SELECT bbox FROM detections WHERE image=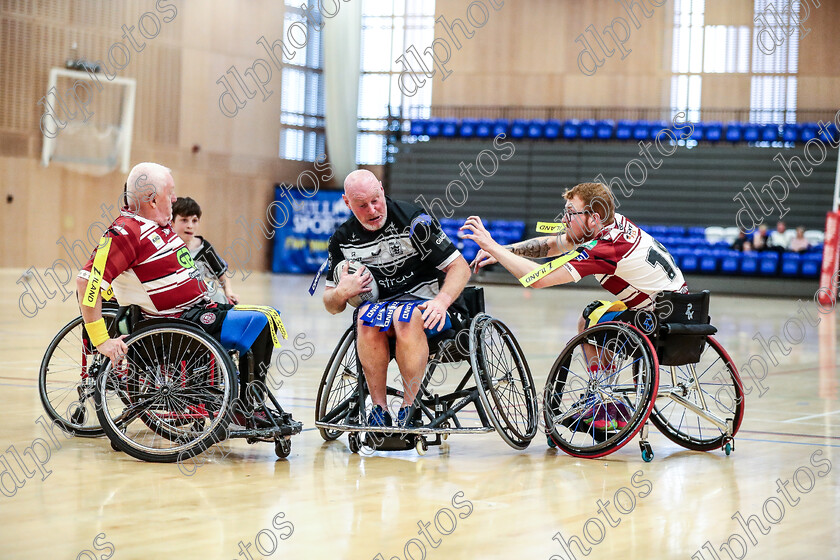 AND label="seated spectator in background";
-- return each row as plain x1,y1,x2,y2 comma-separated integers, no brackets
732,231,749,251
172,196,239,304
789,226,810,253
752,224,769,251
742,240,754,252
768,220,794,253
